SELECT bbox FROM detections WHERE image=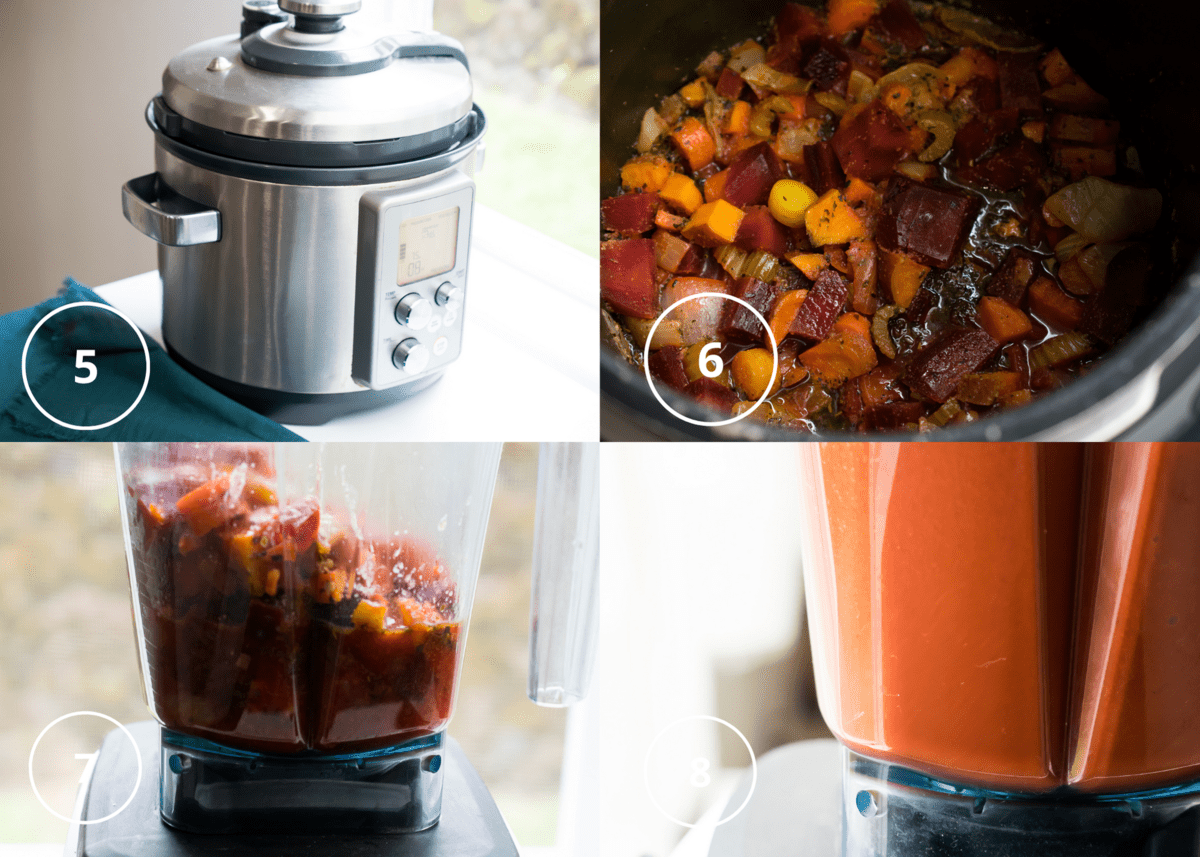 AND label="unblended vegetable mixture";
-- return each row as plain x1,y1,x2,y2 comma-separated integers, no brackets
124,446,460,754
601,0,1165,432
